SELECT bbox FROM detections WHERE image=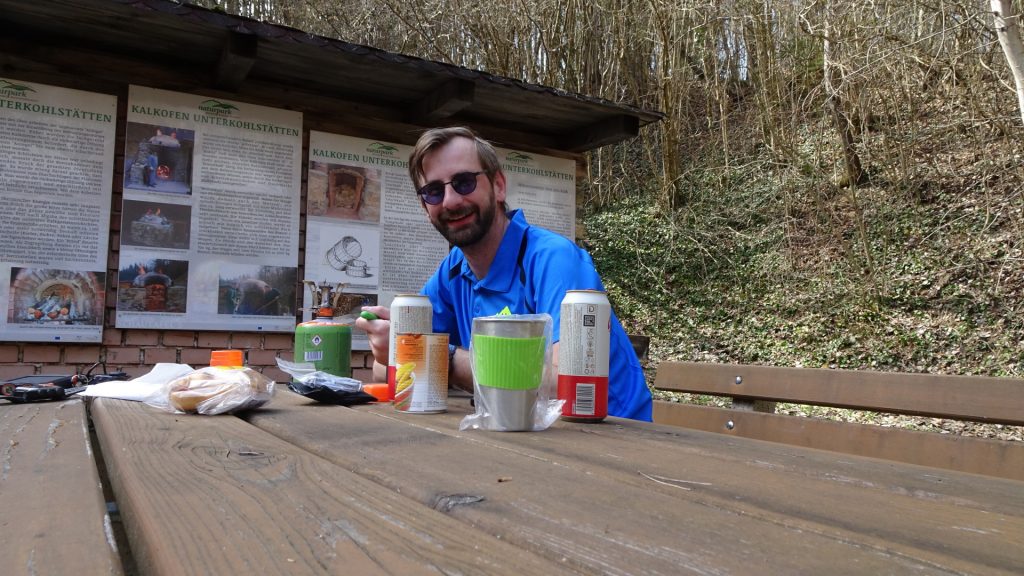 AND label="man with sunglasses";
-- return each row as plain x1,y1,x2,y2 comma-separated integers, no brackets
357,127,652,421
